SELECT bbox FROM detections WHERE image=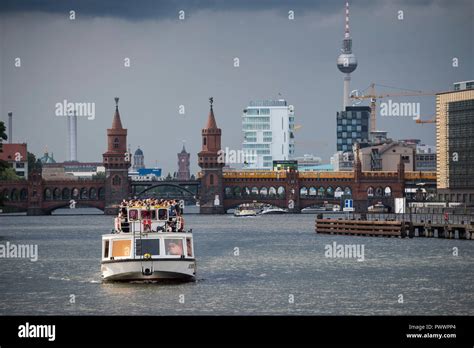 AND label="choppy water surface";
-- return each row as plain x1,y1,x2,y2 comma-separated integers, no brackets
0,210,472,315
